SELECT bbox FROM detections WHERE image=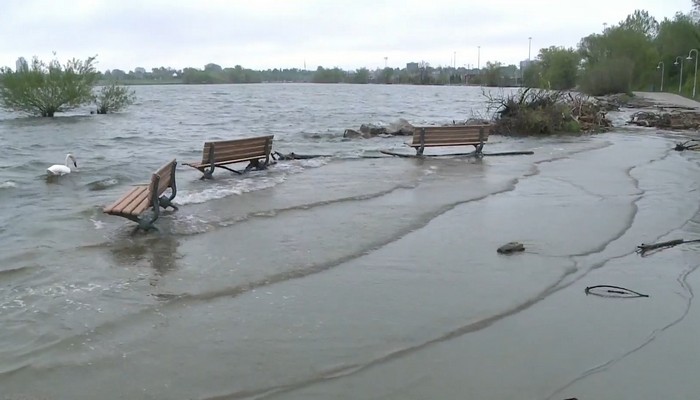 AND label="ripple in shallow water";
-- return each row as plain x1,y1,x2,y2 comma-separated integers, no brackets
86,178,119,191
